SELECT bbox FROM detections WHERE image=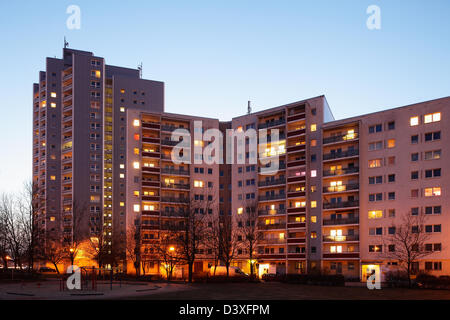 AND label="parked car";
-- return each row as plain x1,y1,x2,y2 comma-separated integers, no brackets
209,266,248,277
39,267,57,273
